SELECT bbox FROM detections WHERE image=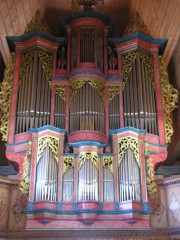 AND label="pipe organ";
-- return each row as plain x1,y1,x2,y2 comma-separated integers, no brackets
0,6,178,231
